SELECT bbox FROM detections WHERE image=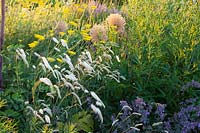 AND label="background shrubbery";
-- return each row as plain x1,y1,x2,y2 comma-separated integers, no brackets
0,0,200,132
